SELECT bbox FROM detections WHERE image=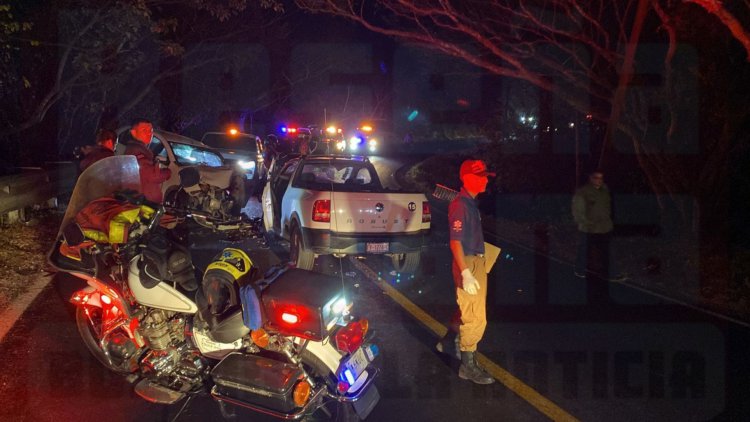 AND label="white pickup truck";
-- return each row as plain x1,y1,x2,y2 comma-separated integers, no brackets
262,155,431,272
